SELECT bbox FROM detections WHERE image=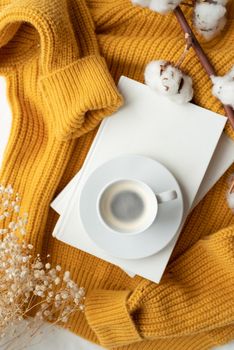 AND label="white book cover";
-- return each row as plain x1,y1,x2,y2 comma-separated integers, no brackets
52,76,227,283
51,133,234,215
